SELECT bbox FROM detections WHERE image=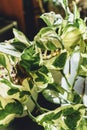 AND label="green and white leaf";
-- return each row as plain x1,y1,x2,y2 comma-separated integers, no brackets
11,39,28,52
34,27,62,50
0,97,23,127
20,45,41,71
42,83,65,104
31,66,54,92
0,53,12,73
0,43,21,57
61,26,81,49
40,12,56,26
52,51,67,70
78,53,87,77
13,28,30,46
40,11,63,26
0,78,30,103
36,104,85,130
